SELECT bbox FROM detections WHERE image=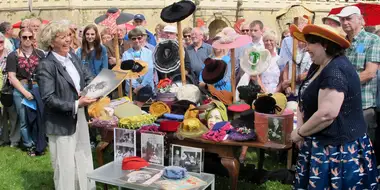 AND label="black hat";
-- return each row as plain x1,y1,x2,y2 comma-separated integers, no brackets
94,8,134,25
171,73,196,85
160,0,196,23
253,95,277,114
228,109,256,141
202,58,227,84
153,40,180,74
171,100,197,115
135,86,153,102
237,83,261,105
121,60,144,72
